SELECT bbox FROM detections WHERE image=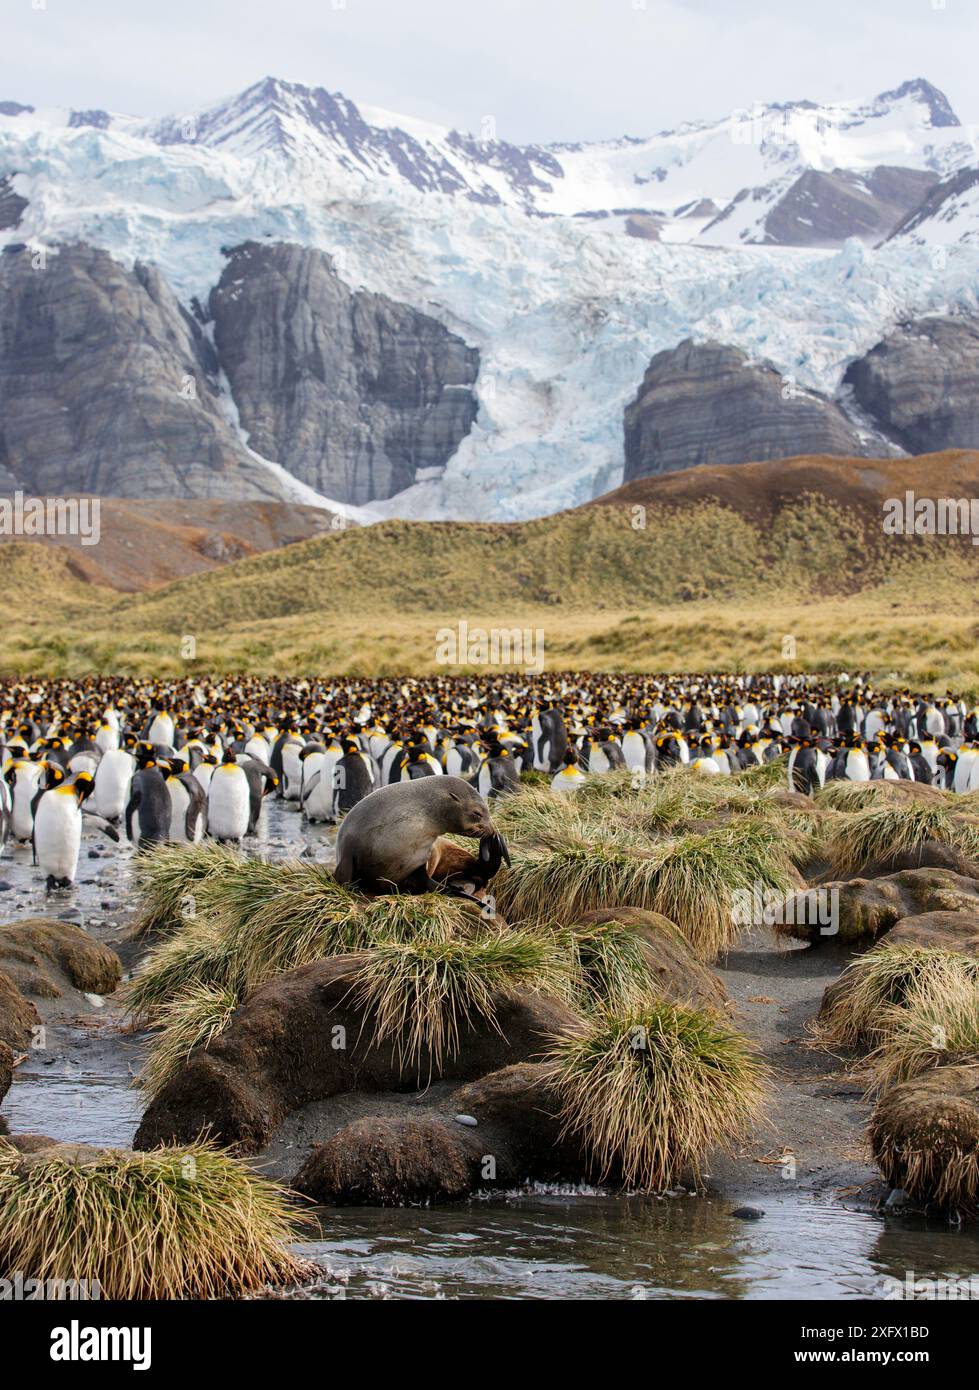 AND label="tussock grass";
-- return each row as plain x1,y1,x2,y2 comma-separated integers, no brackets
817,944,979,1049
815,780,921,812
352,928,570,1077
492,786,586,847
0,1140,311,1299
140,984,241,1098
132,842,248,937
732,756,791,789
125,862,481,1029
566,916,680,1013
125,917,240,1026
496,821,796,960
870,1063,979,1214
542,1003,768,1190
648,823,797,958
825,802,979,877
868,970,979,1091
